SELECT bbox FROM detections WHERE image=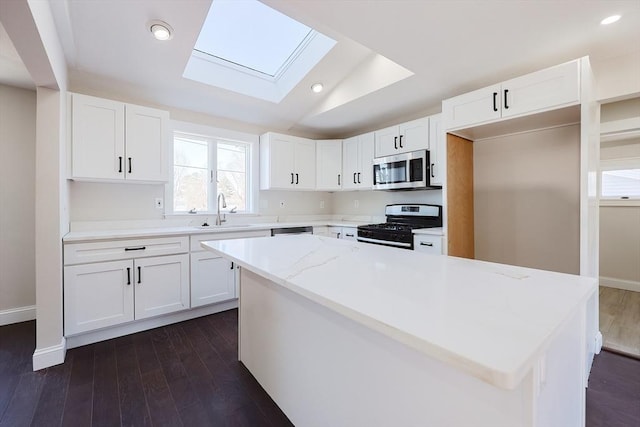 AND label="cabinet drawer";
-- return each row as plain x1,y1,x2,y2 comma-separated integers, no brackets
64,236,189,265
413,235,443,255
190,230,271,252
